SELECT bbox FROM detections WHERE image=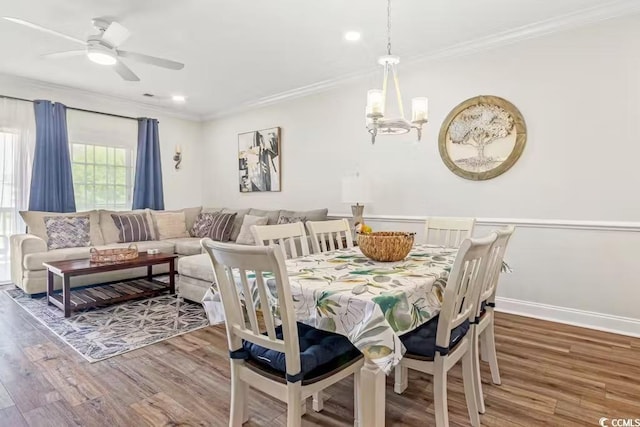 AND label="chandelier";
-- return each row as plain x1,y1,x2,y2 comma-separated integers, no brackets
366,0,428,144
